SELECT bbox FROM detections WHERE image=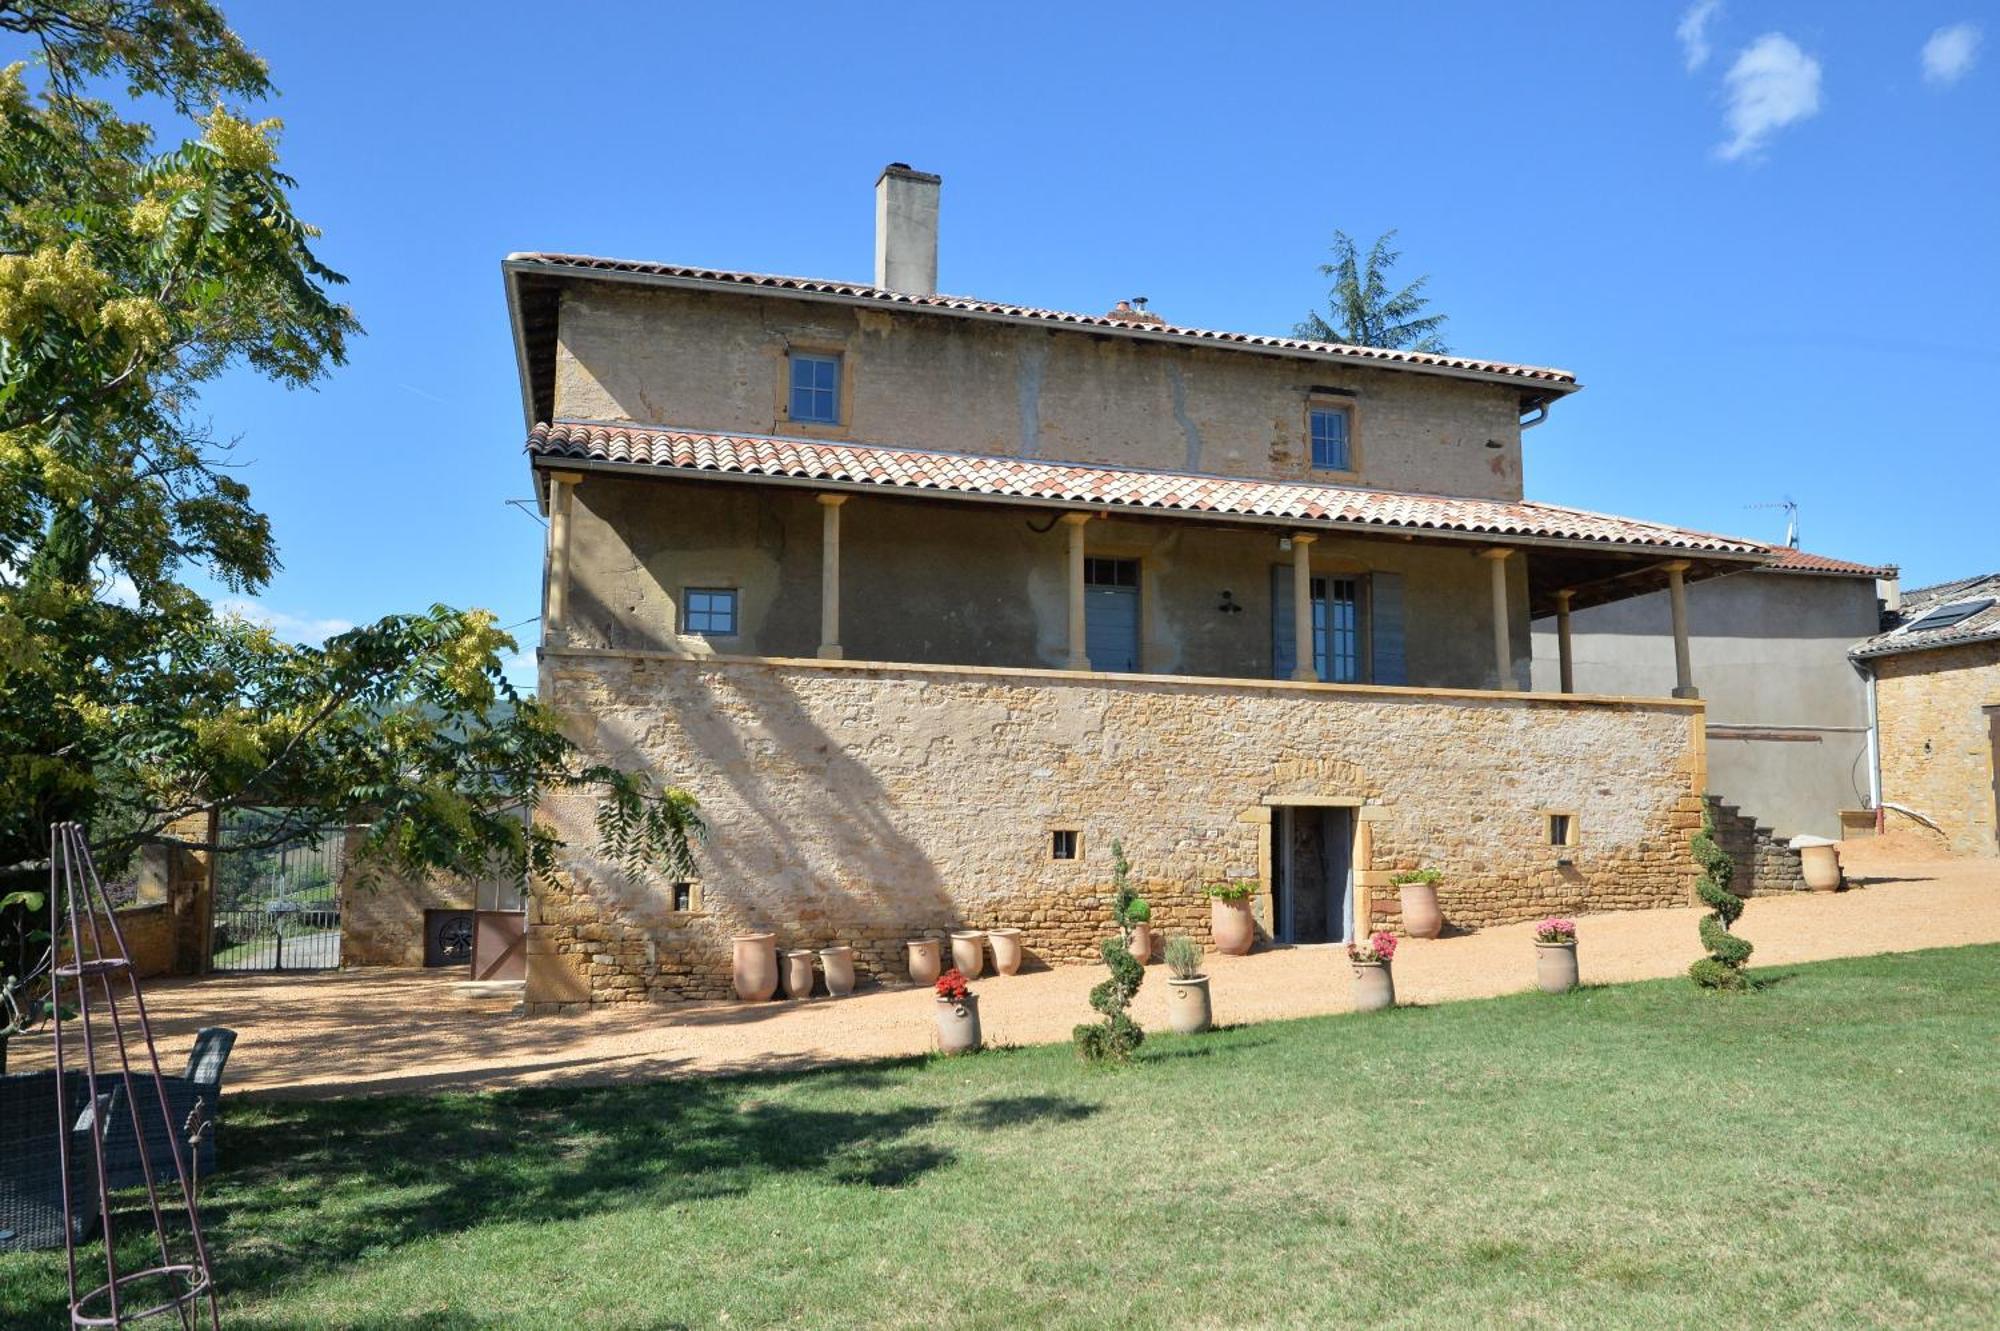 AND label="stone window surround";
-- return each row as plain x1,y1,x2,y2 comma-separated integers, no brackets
1302,391,1362,481
1543,810,1580,847
774,337,856,437
1047,827,1083,862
